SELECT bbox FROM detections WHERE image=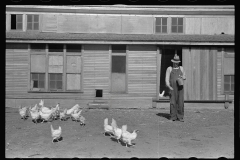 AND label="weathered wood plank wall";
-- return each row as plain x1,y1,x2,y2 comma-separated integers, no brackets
182,47,222,100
